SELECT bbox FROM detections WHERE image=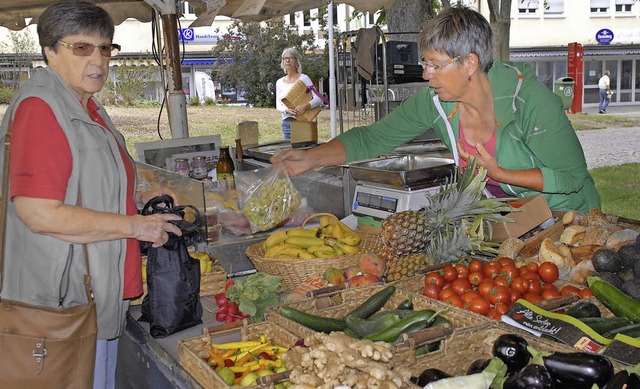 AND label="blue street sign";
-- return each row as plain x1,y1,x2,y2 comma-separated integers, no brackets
179,28,195,41
595,28,614,45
